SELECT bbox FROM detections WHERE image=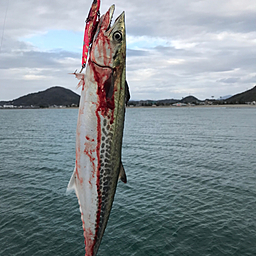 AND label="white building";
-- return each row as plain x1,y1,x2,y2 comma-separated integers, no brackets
3,105,15,108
